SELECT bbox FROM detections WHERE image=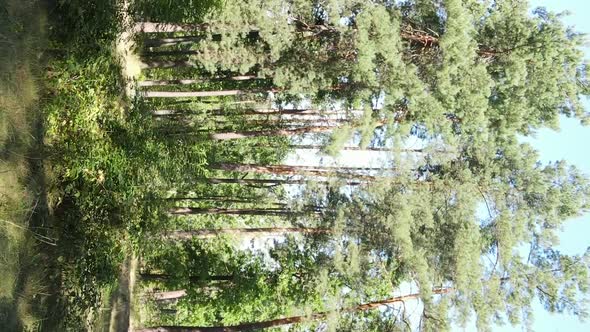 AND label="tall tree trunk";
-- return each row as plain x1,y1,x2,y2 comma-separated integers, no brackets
210,126,336,140
141,273,234,283
141,59,197,69
151,108,327,117
290,145,399,152
164,227,332,240
142,32,257,48
164,125,342,138
168,207,295,216
151,108,336,120
142,49,202,57
143,90,249,98
211,118,387,140
136,288,452,332
160,308,178,315
144,87,283,98
288,146,453,154
153,290,187,301
135,22,210,33
207,178,305,185
164,197,270,204
211,163,388,177
139,75,261,87
143,35,206,48
205,177,365,186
